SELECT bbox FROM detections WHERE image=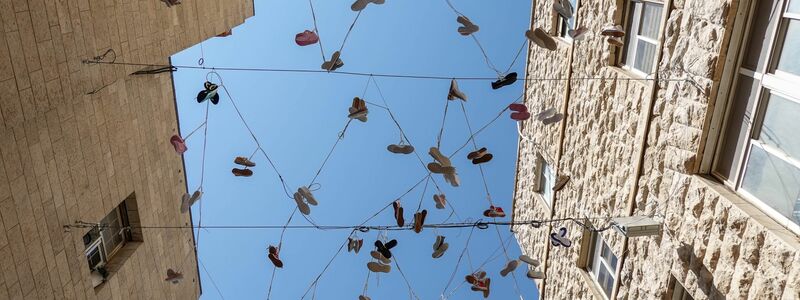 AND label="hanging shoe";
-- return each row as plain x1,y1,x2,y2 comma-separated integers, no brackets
181,190,202,214
550,227,572,247
367,261,391,273
433,193,446,209
526,28,557,51
499,259,519,277
412,210,427,233
456,16,479,36
465,271,486,284
470,278,491,298
482,206,506,218
294,192,311,215
527,269,546,280
196,81,220,105
568,26,589,40
542,113,564,125
443,172,460,187
321,51,344,71
553,175,570,191
427,162,456,175
491,72,517,90
472,153,493,165
170,135,188,154
370,250,391,264
348,238,355,252
351,0,385,11
353,239,363,253
552,0,574,19
295,30,319,46
468,147,493,164
428,147,453,166
268,245,284,268
165,269,184,284
387,144,415,154
518,255,540,267
447,79,468,101
232,168,253,177
298,186,318,206
537,108,563,125
509,103,531,121
234,156,256,167
392,200,405,227
600,24,625,37
607,36,624,47
432,236,449,259
348,97,369,122
375,239,397,259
